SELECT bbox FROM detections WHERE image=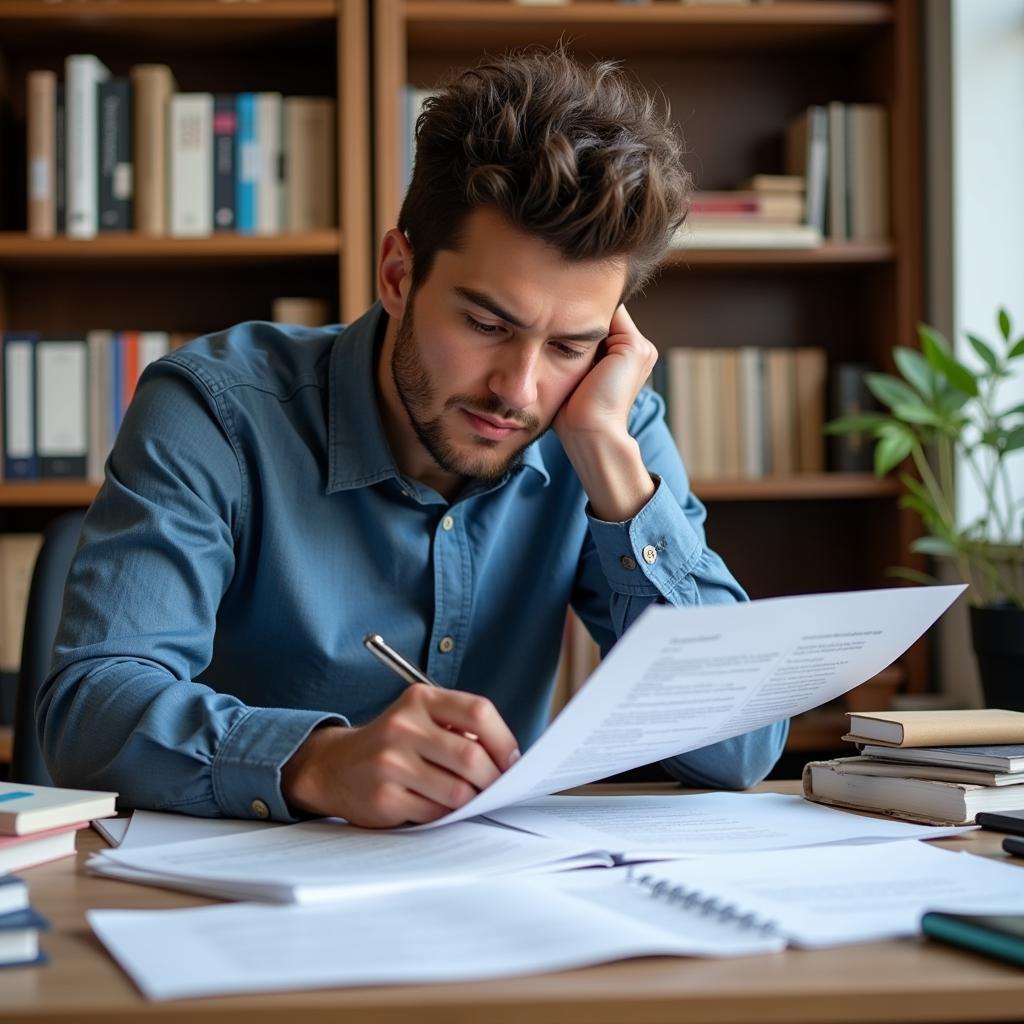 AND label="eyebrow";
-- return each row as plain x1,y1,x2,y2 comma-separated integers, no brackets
455,286,608,343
